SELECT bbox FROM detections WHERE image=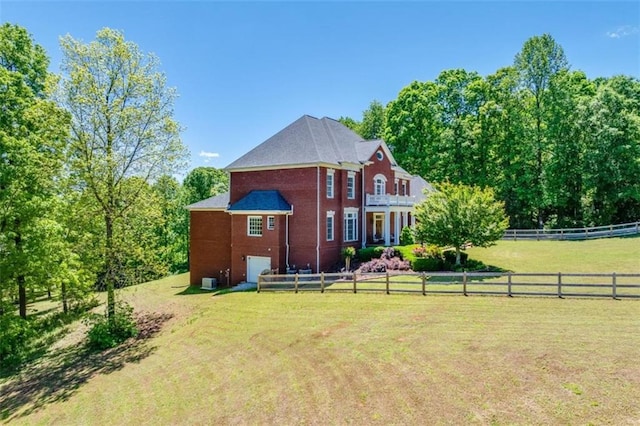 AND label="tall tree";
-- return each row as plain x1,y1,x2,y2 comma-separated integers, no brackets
359,100,386,140
514,33,569,227
183,166,229,204
0,24,69,318
59,28,188,318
